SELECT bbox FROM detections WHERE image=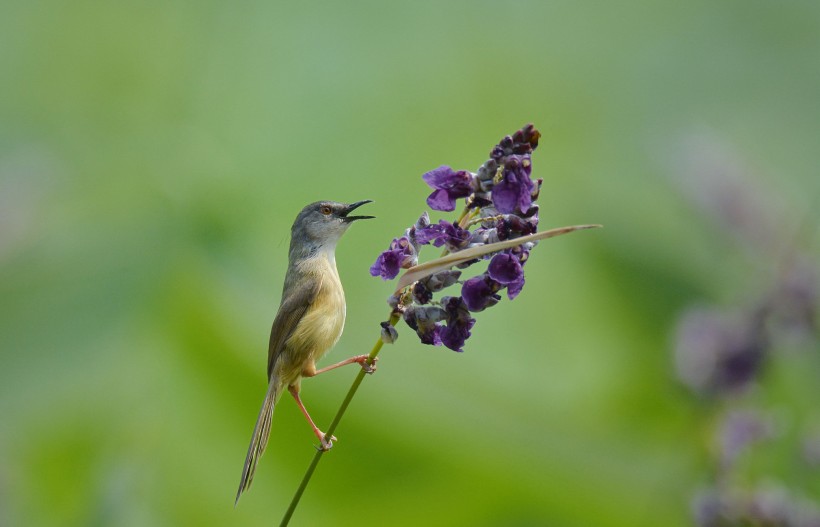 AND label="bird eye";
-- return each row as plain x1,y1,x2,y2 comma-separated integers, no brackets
320,205,332,215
